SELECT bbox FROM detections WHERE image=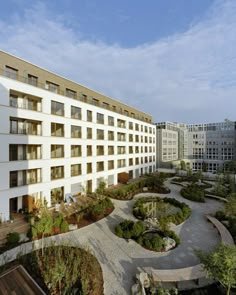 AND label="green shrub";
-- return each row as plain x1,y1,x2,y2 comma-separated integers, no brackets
228,216,236,241
215,210,226,221
132,221,146,238
6,232,20,245
180,184,205,202
163,229,181,245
